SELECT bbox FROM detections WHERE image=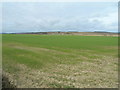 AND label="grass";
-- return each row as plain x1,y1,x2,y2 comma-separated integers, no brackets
2,34,118,88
